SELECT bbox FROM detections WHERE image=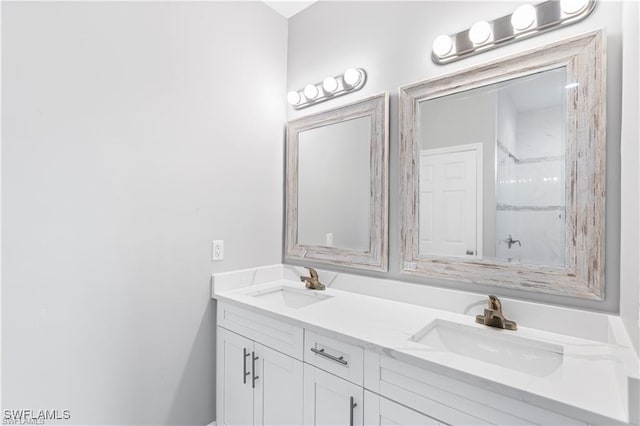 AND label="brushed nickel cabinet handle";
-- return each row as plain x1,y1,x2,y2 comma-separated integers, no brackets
349,396,357,426
252,352,259,389
242,348,250,384
310,347,348,366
